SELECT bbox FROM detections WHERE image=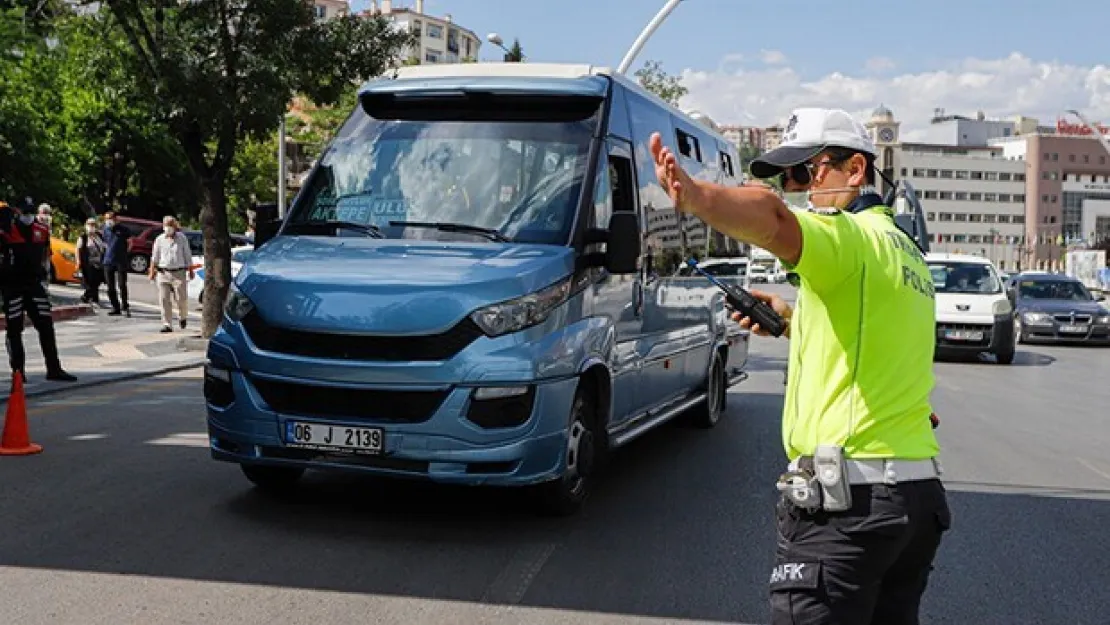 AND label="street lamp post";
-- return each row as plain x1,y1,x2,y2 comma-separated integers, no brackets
616,0,685,75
